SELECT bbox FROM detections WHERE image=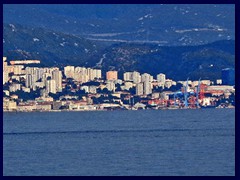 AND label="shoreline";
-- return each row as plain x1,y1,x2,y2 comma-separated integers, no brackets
3,106,235,113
